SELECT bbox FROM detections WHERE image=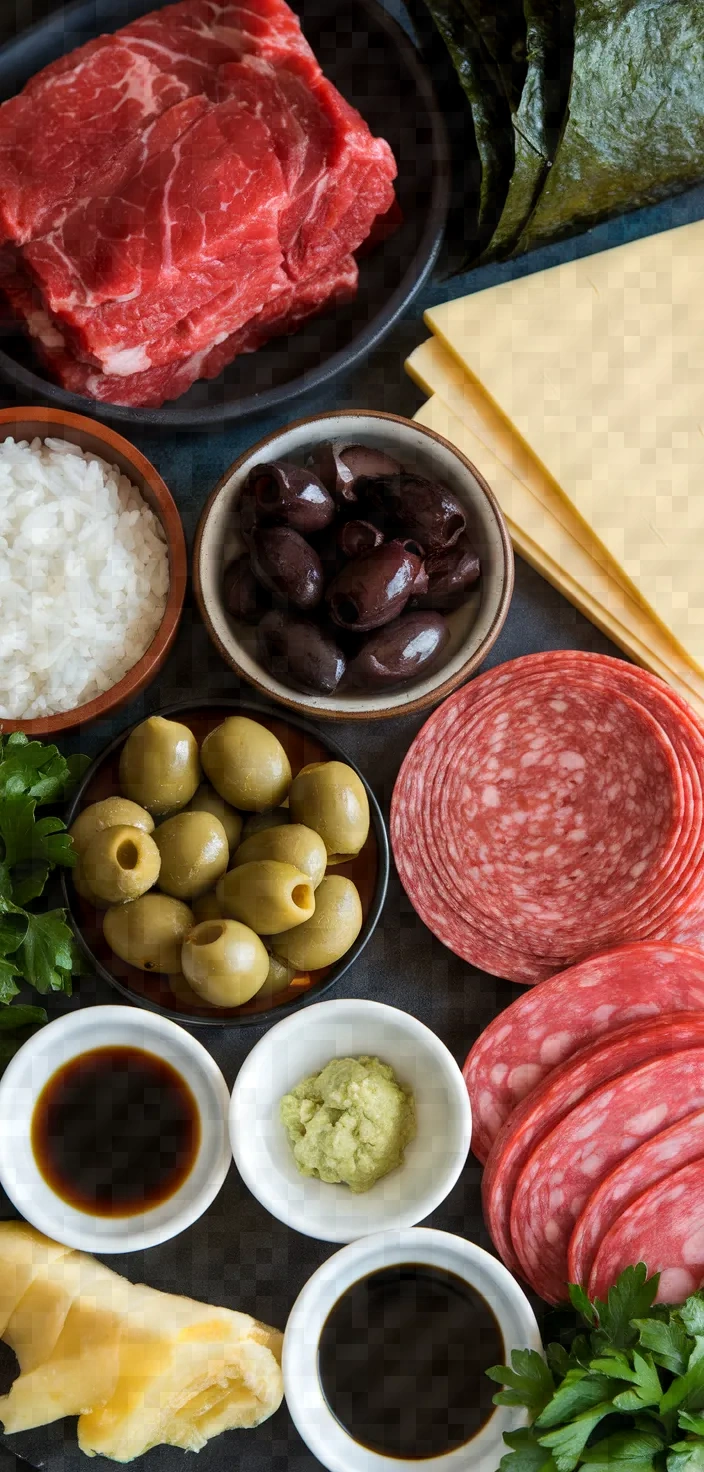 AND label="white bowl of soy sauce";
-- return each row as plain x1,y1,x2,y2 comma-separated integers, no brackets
0,1005,231,1252
283,1227,541,1472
